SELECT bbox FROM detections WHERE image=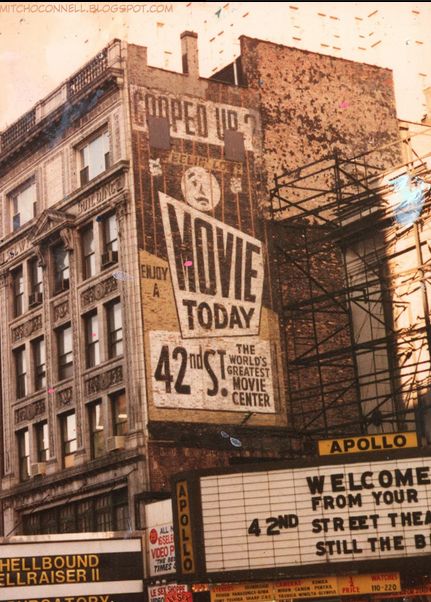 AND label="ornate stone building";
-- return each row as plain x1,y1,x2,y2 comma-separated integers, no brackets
0,41,144,536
